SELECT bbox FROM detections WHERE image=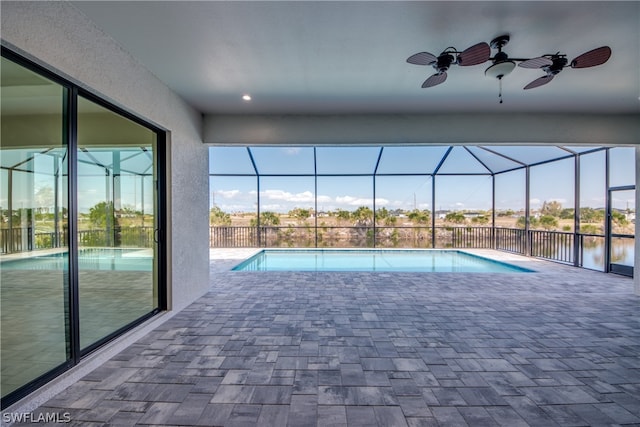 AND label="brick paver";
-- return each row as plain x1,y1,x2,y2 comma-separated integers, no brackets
11,250,640,426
